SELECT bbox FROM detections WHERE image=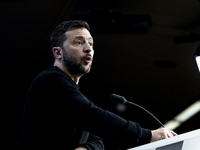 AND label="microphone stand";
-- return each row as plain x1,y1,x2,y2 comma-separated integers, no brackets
111,93,165,128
